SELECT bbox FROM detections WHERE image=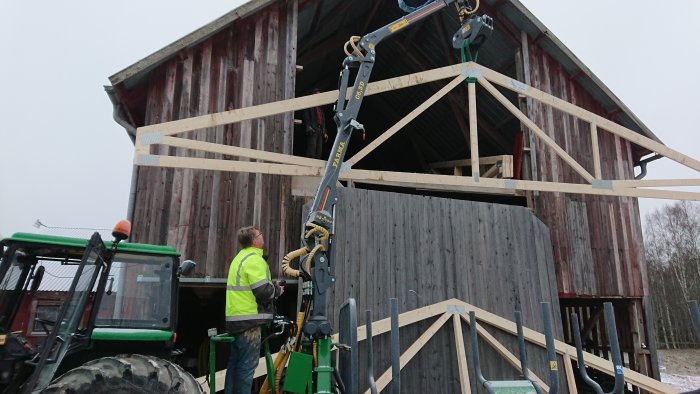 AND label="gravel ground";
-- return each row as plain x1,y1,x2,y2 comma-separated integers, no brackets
659,349,700,392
